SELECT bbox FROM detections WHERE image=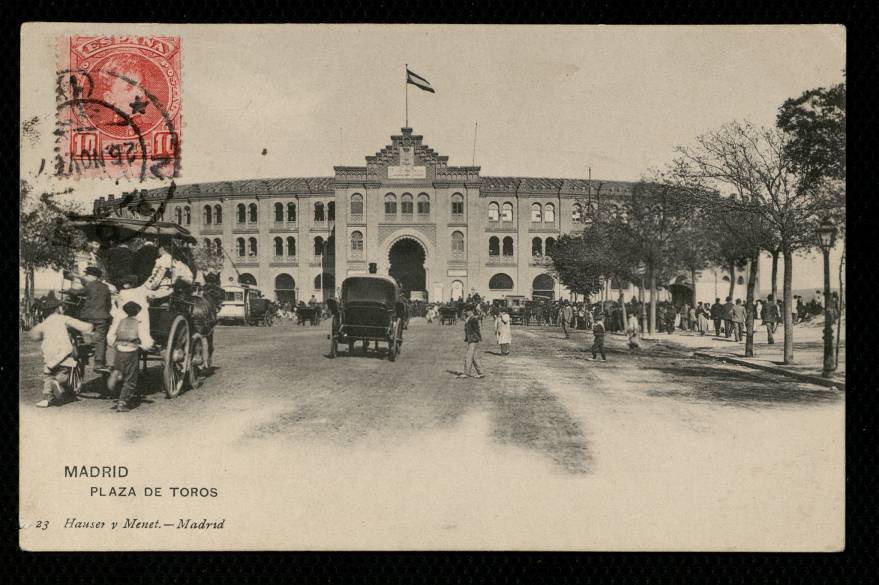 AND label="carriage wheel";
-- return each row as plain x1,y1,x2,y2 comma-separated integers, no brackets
188,333,206,389
264,312,273,327
328,317,339,358
388,319,400,362
69,360,85,396
163,316,190,398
